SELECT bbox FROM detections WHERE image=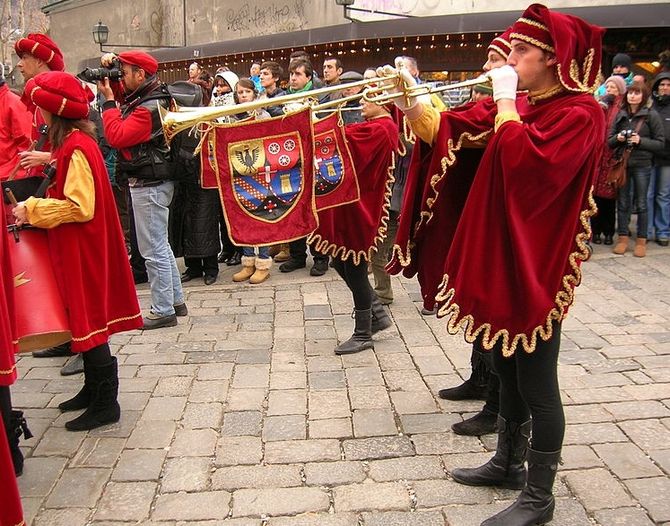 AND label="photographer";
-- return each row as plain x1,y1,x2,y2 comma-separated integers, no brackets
608,81,665,257
97,51,186,329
